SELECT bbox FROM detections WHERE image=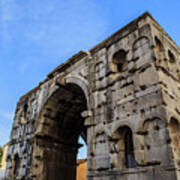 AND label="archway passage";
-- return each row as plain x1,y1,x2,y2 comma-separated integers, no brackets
77,137,87,180
38,83,88,180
